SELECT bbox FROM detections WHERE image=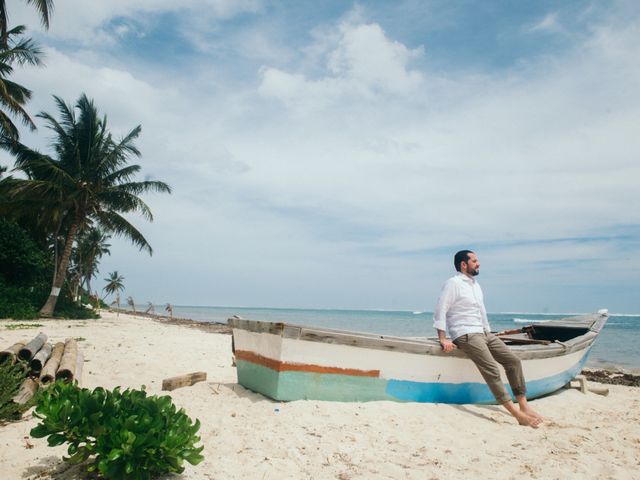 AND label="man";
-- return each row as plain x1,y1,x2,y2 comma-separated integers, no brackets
433,250,543,428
